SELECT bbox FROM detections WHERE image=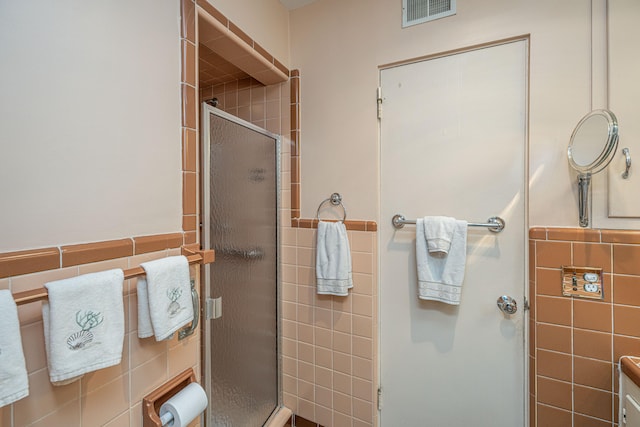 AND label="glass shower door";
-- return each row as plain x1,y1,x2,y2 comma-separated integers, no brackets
202,105,280,426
